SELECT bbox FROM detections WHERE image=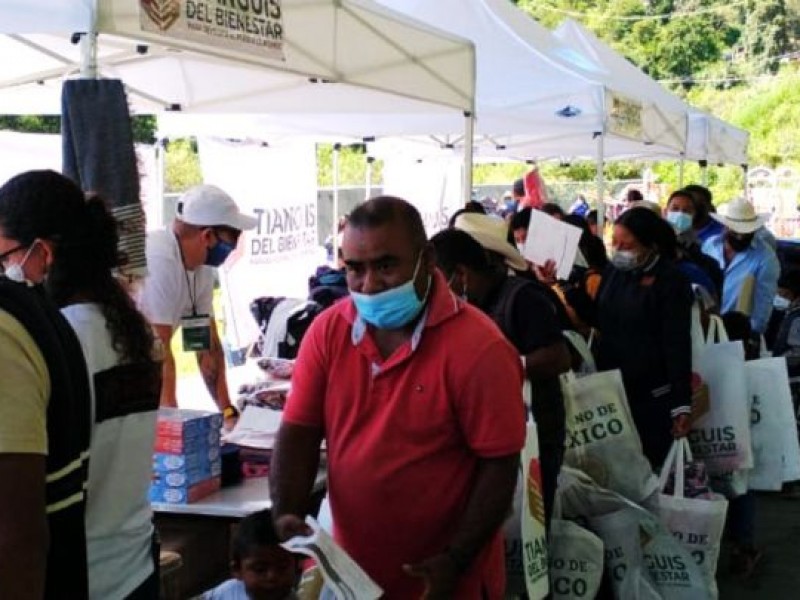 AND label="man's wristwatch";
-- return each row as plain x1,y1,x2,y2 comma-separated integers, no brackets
222,405,240,420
